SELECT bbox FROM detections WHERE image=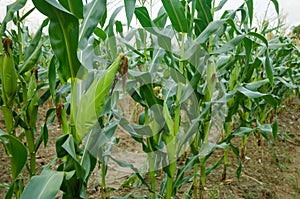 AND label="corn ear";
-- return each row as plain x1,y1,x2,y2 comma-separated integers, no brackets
75,53,126,142
1,38,17,107
205,59,217,102
26,73,39,129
